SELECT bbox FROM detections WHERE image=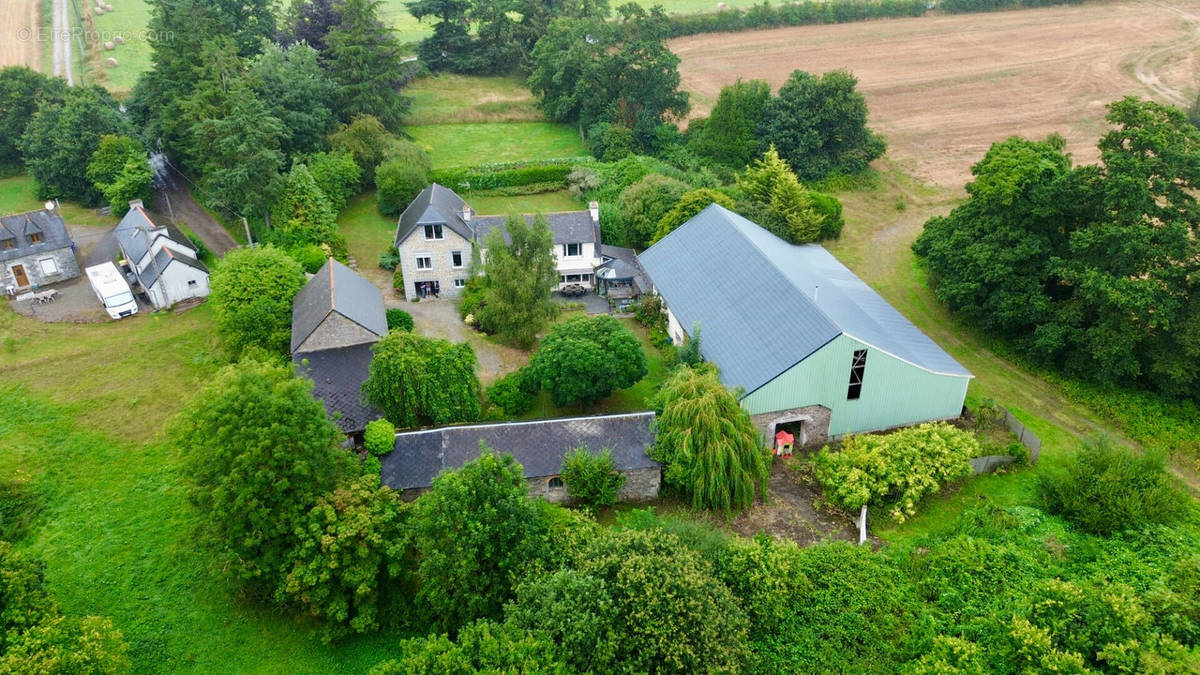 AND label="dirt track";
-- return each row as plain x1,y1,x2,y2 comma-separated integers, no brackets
671,0,1200,187
1,0,41,70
